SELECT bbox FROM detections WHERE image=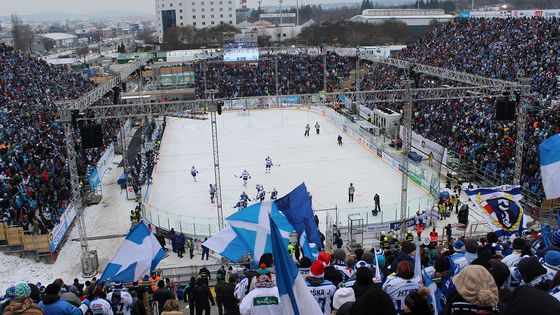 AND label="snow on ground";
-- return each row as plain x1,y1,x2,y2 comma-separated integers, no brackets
147,108,430,232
